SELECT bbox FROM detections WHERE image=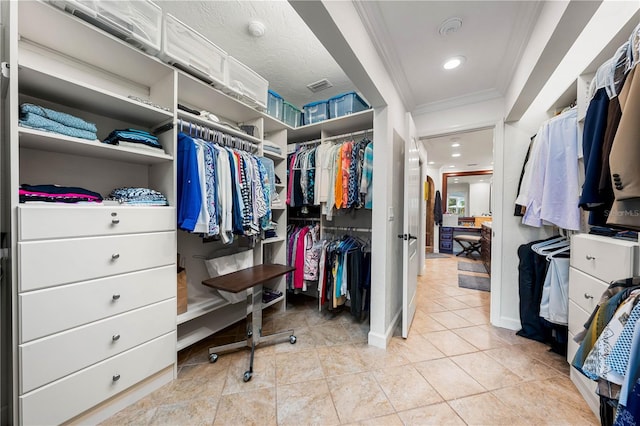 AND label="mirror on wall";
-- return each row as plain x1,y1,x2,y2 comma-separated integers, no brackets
442,170,493,220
